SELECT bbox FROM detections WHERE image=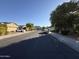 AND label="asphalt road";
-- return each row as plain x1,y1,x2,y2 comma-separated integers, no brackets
0,31,79,59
